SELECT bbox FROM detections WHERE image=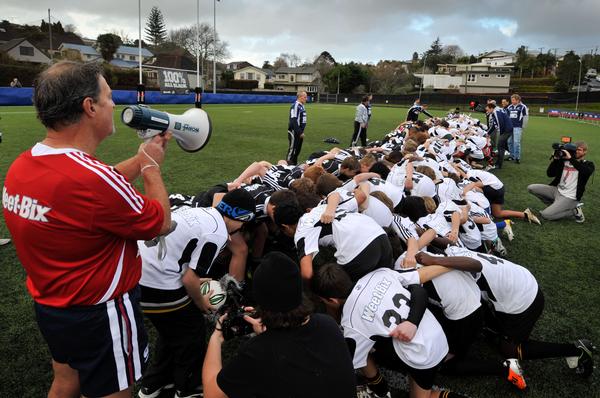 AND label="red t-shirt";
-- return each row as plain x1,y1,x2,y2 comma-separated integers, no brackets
2,144,164,307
